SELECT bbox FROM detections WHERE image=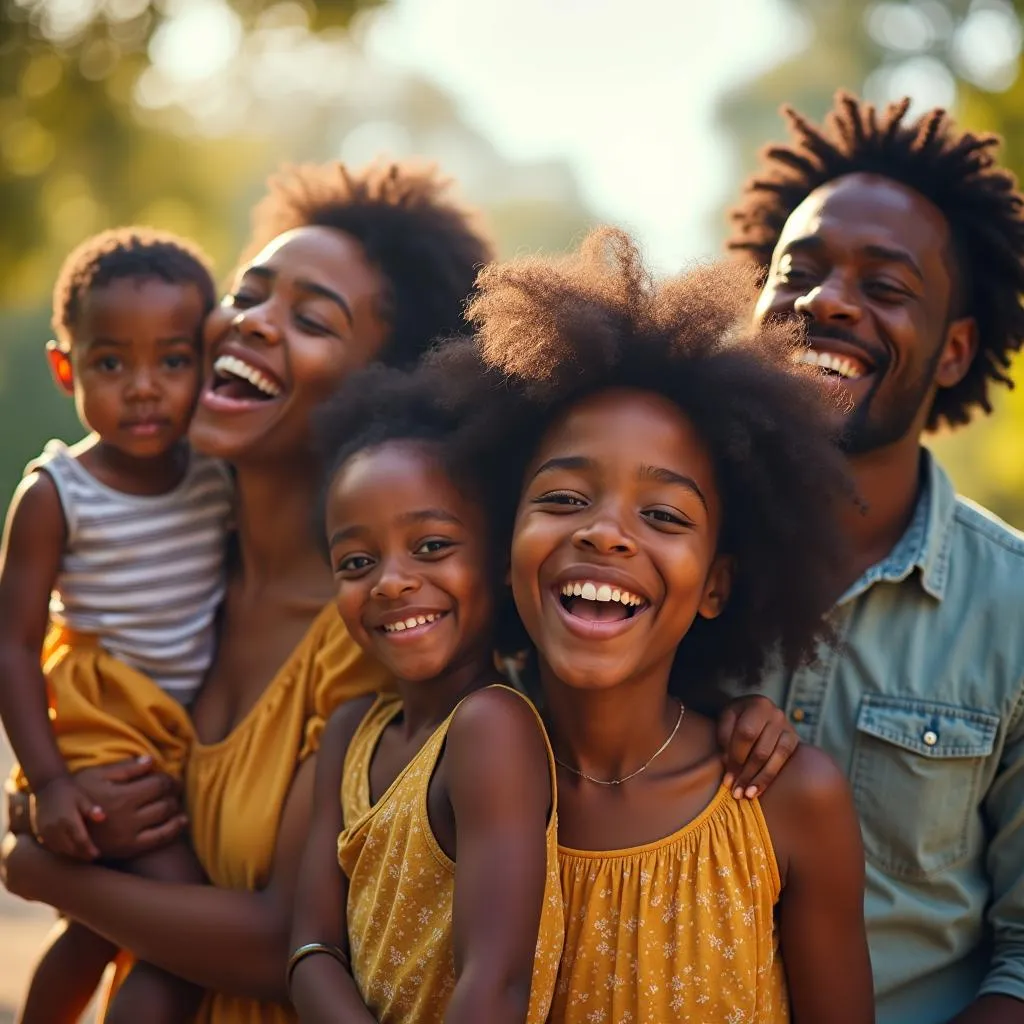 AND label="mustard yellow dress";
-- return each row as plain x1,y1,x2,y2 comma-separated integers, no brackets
552,784,790,1023
339,686,565,1024
11,626,195,792
98,603,388,1024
